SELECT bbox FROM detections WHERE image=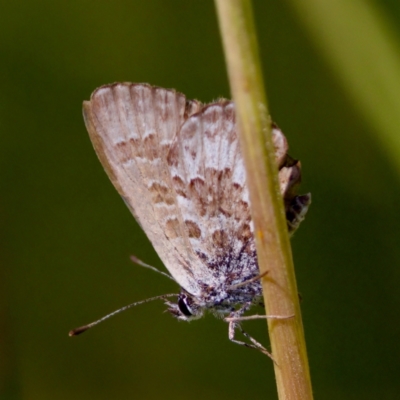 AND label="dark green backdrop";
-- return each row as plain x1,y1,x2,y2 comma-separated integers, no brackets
1,1,400,399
